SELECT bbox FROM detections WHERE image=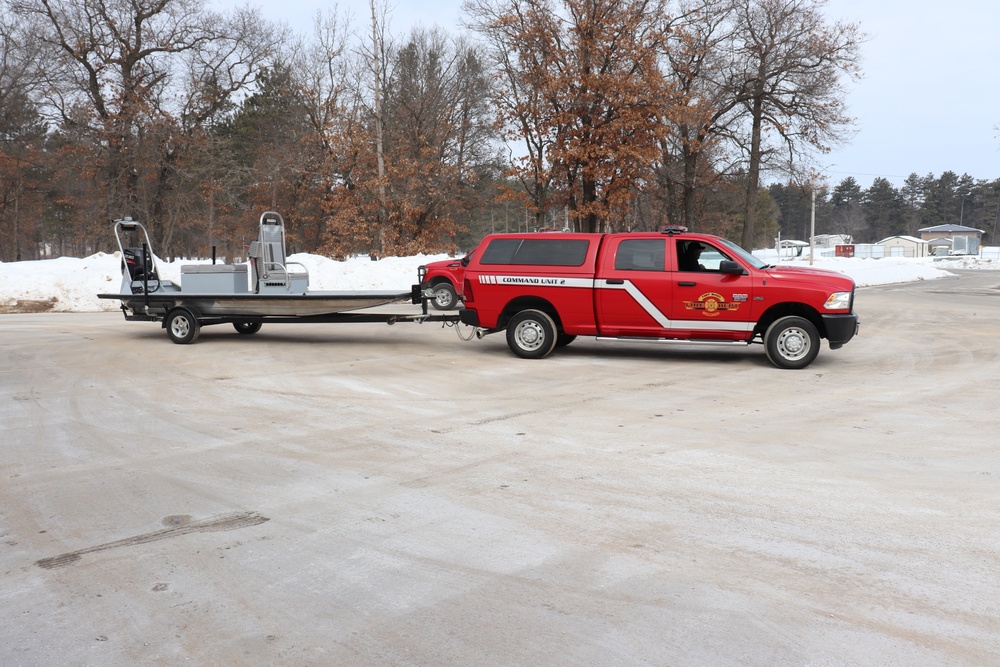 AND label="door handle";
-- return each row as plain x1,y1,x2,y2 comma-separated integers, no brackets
606,279,624,285
679,281,697,287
